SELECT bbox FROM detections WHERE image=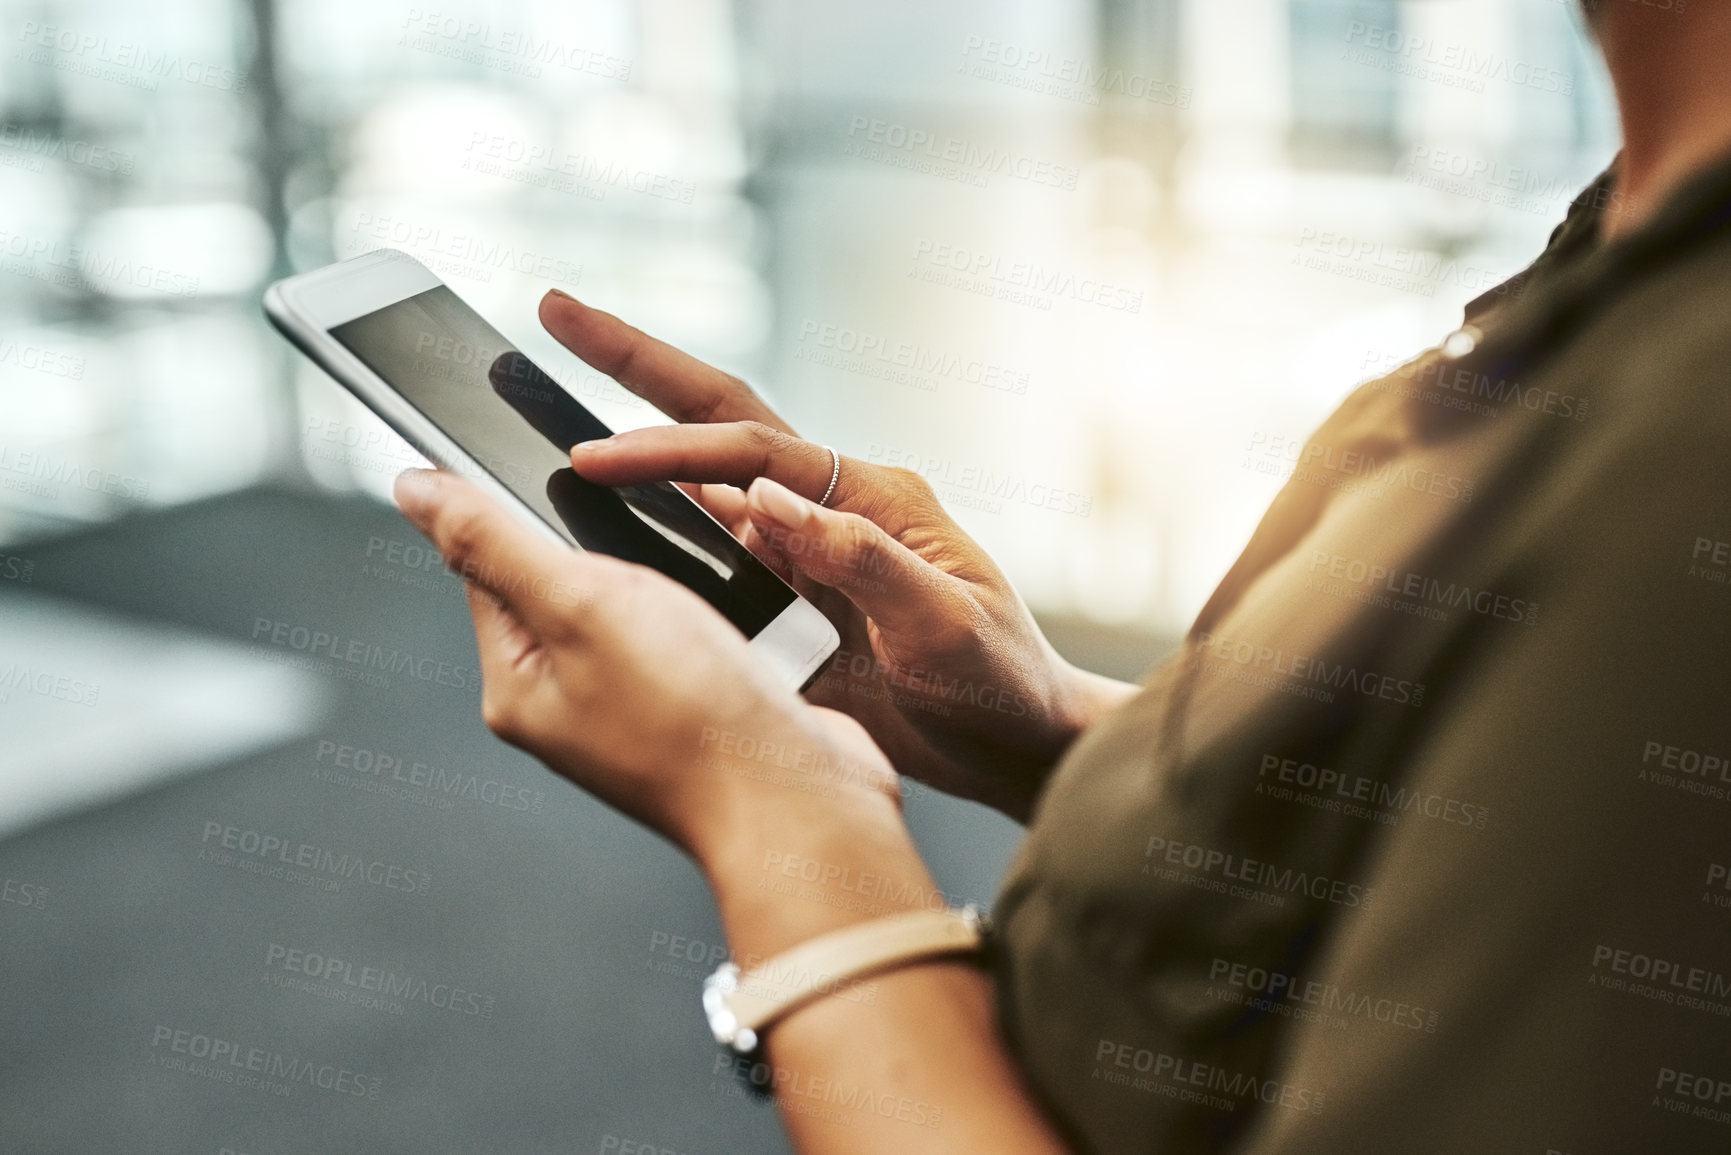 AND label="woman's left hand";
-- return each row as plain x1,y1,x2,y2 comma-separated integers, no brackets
391,467,905,875
394,469,1071,1154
